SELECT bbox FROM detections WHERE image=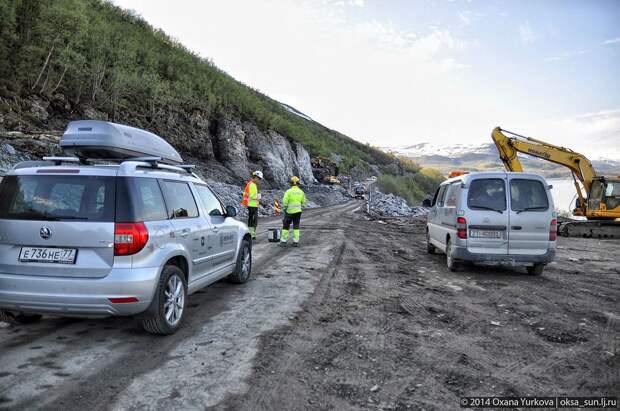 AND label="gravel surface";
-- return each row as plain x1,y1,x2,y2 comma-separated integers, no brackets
1,205,617,410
